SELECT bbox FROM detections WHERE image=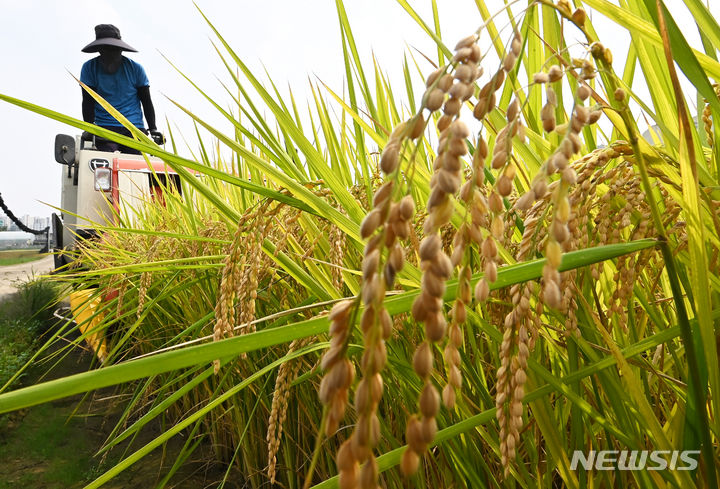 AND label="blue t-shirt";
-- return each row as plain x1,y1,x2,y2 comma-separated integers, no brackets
80,56,149,128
